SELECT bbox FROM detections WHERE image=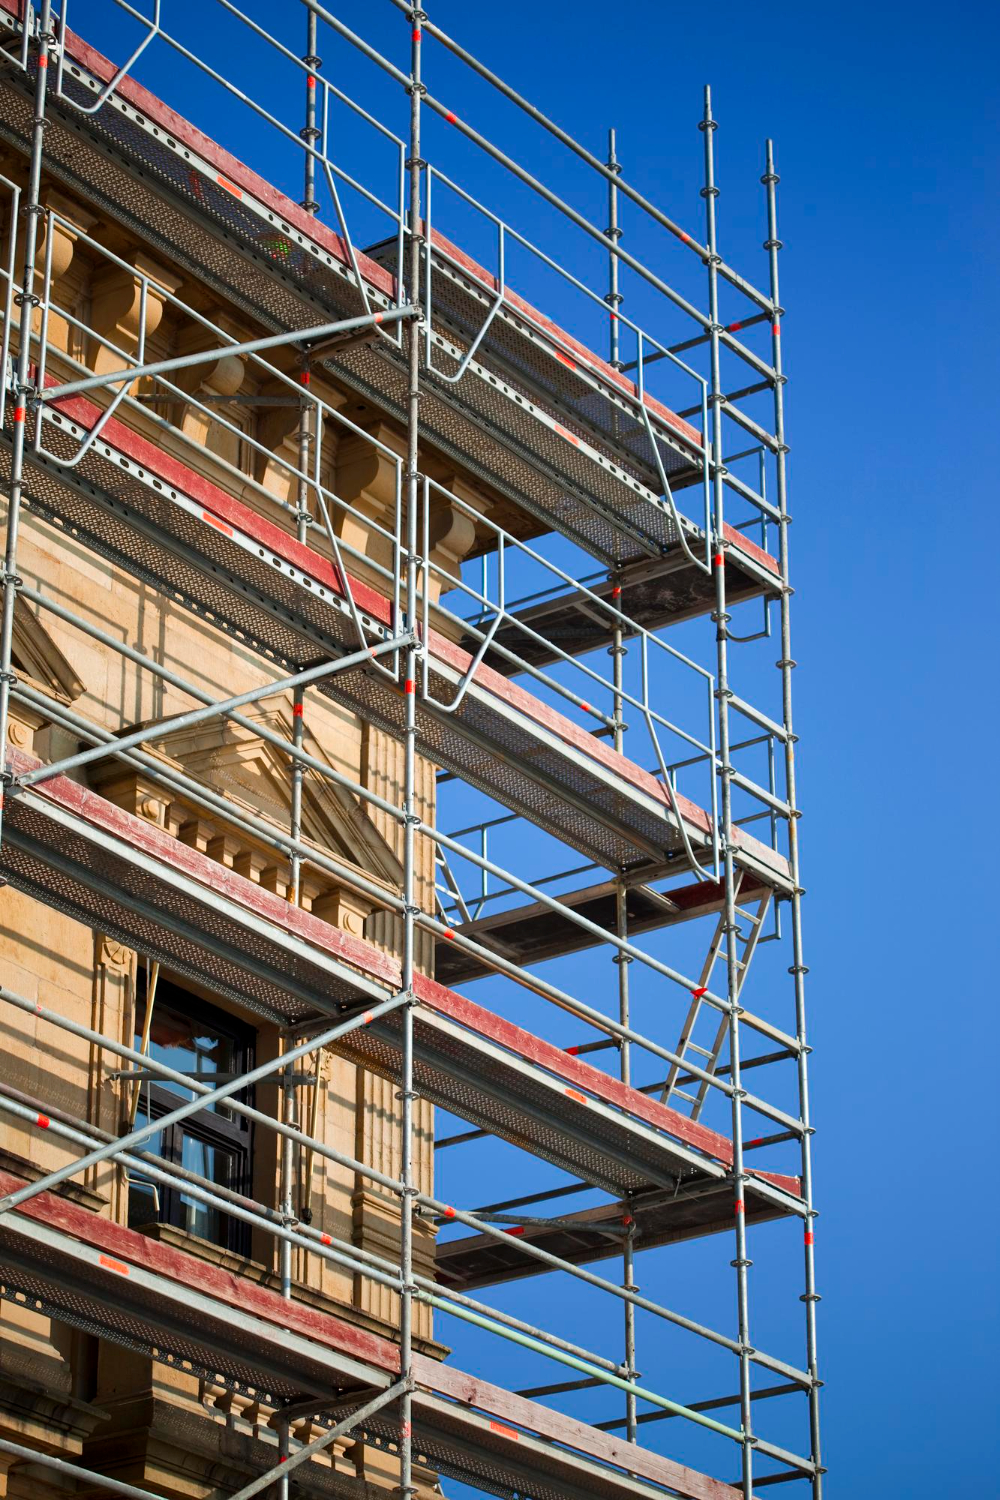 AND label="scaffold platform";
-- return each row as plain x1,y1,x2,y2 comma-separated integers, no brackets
0,1,821,1491
436,1182,794,1292
434,873,769,985
1,402,790,887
